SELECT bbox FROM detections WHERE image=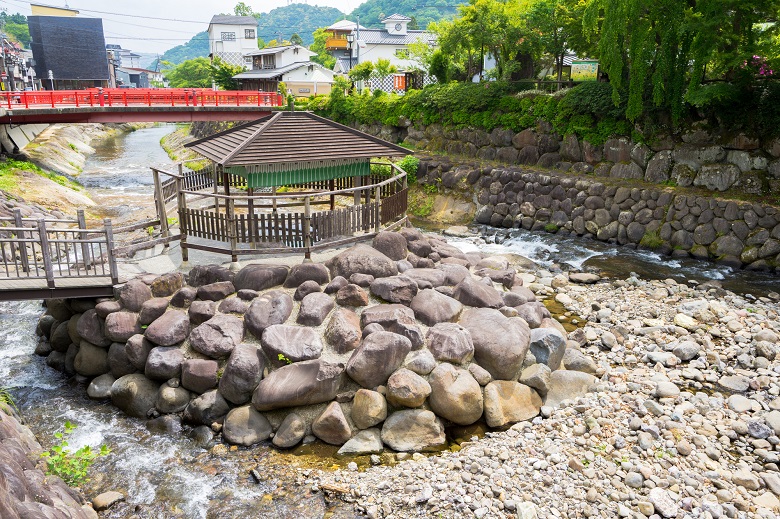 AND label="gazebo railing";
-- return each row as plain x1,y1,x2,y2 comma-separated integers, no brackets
151,162,409,261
